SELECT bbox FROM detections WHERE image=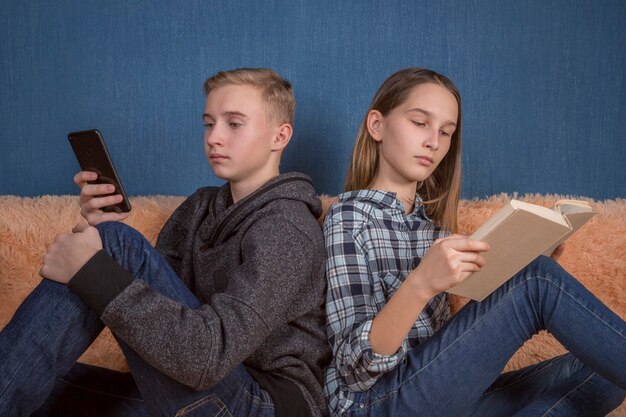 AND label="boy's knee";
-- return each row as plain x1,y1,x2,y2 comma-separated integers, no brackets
96,222,145,249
